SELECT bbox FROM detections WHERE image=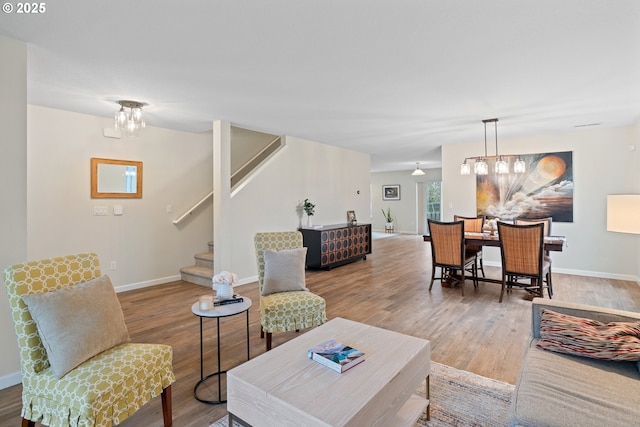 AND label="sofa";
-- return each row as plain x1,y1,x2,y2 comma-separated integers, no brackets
509,298,640,427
